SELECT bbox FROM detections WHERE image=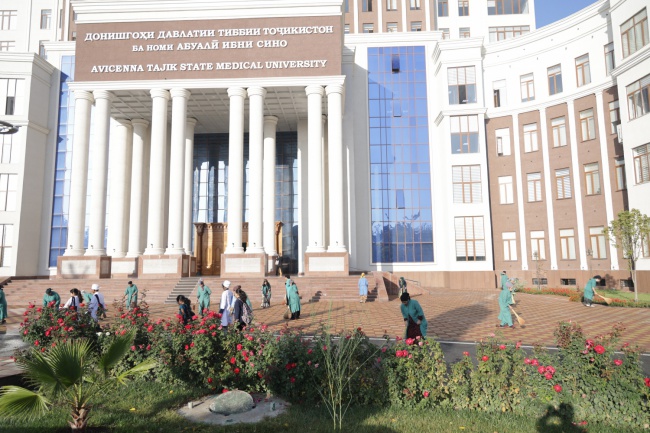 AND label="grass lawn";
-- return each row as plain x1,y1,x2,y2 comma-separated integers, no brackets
2,381,647,433
598,288,650,303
